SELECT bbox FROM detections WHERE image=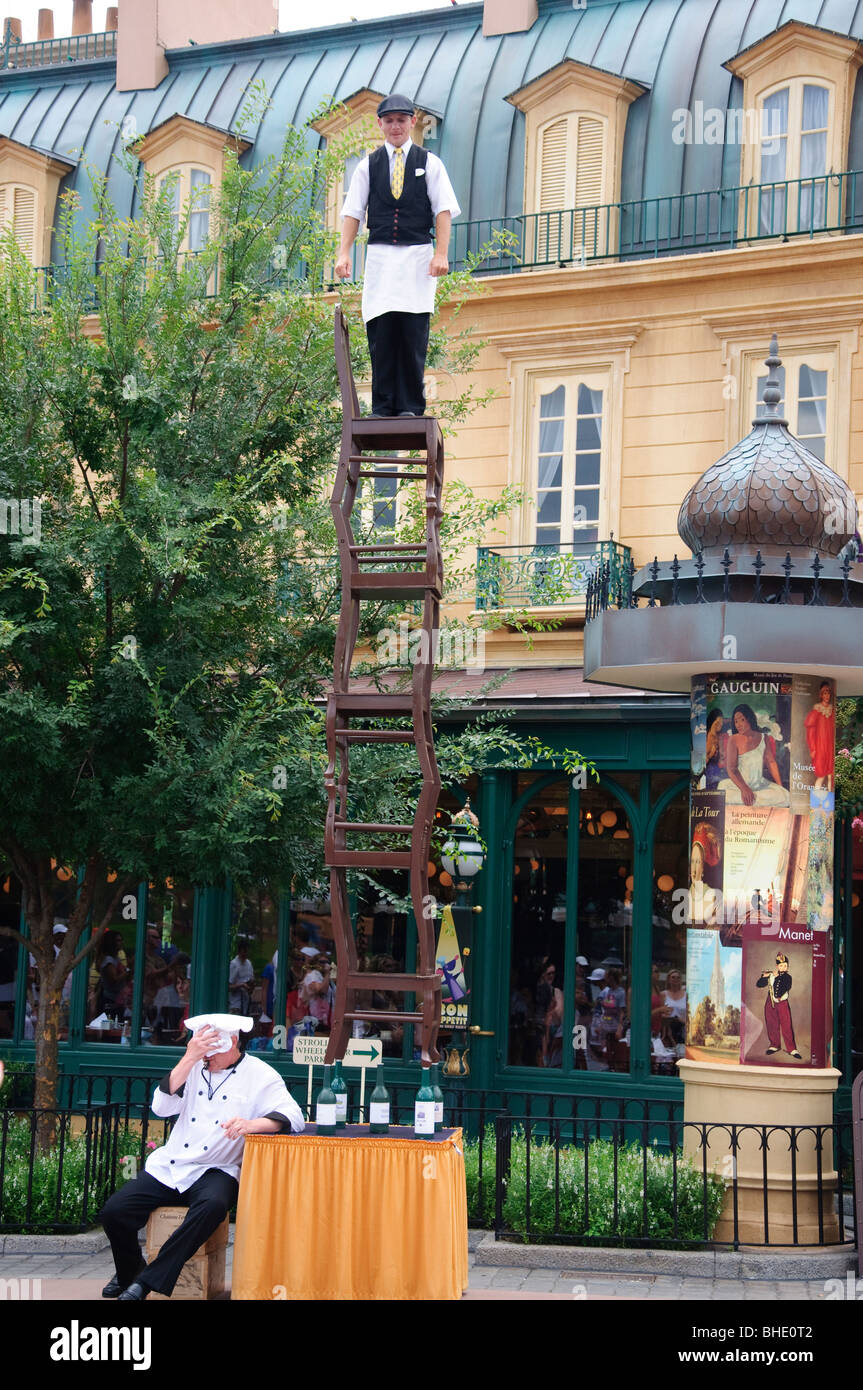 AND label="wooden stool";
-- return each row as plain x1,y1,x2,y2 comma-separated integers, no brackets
144,1207,229,1301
